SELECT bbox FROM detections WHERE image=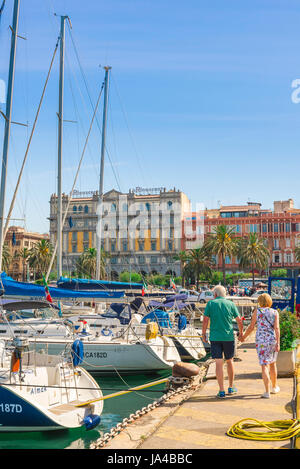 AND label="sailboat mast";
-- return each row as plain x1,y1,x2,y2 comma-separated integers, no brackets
96,66,111,280
57,15,67,280
0,0,20,272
